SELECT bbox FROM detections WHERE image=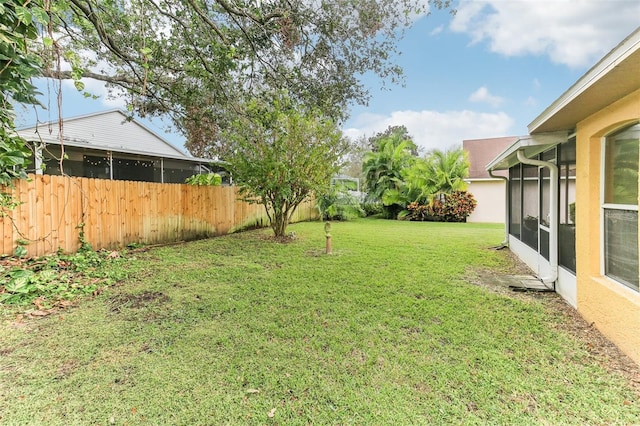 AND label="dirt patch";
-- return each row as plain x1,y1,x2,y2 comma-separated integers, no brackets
467,250,640,396
108,291,170,313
